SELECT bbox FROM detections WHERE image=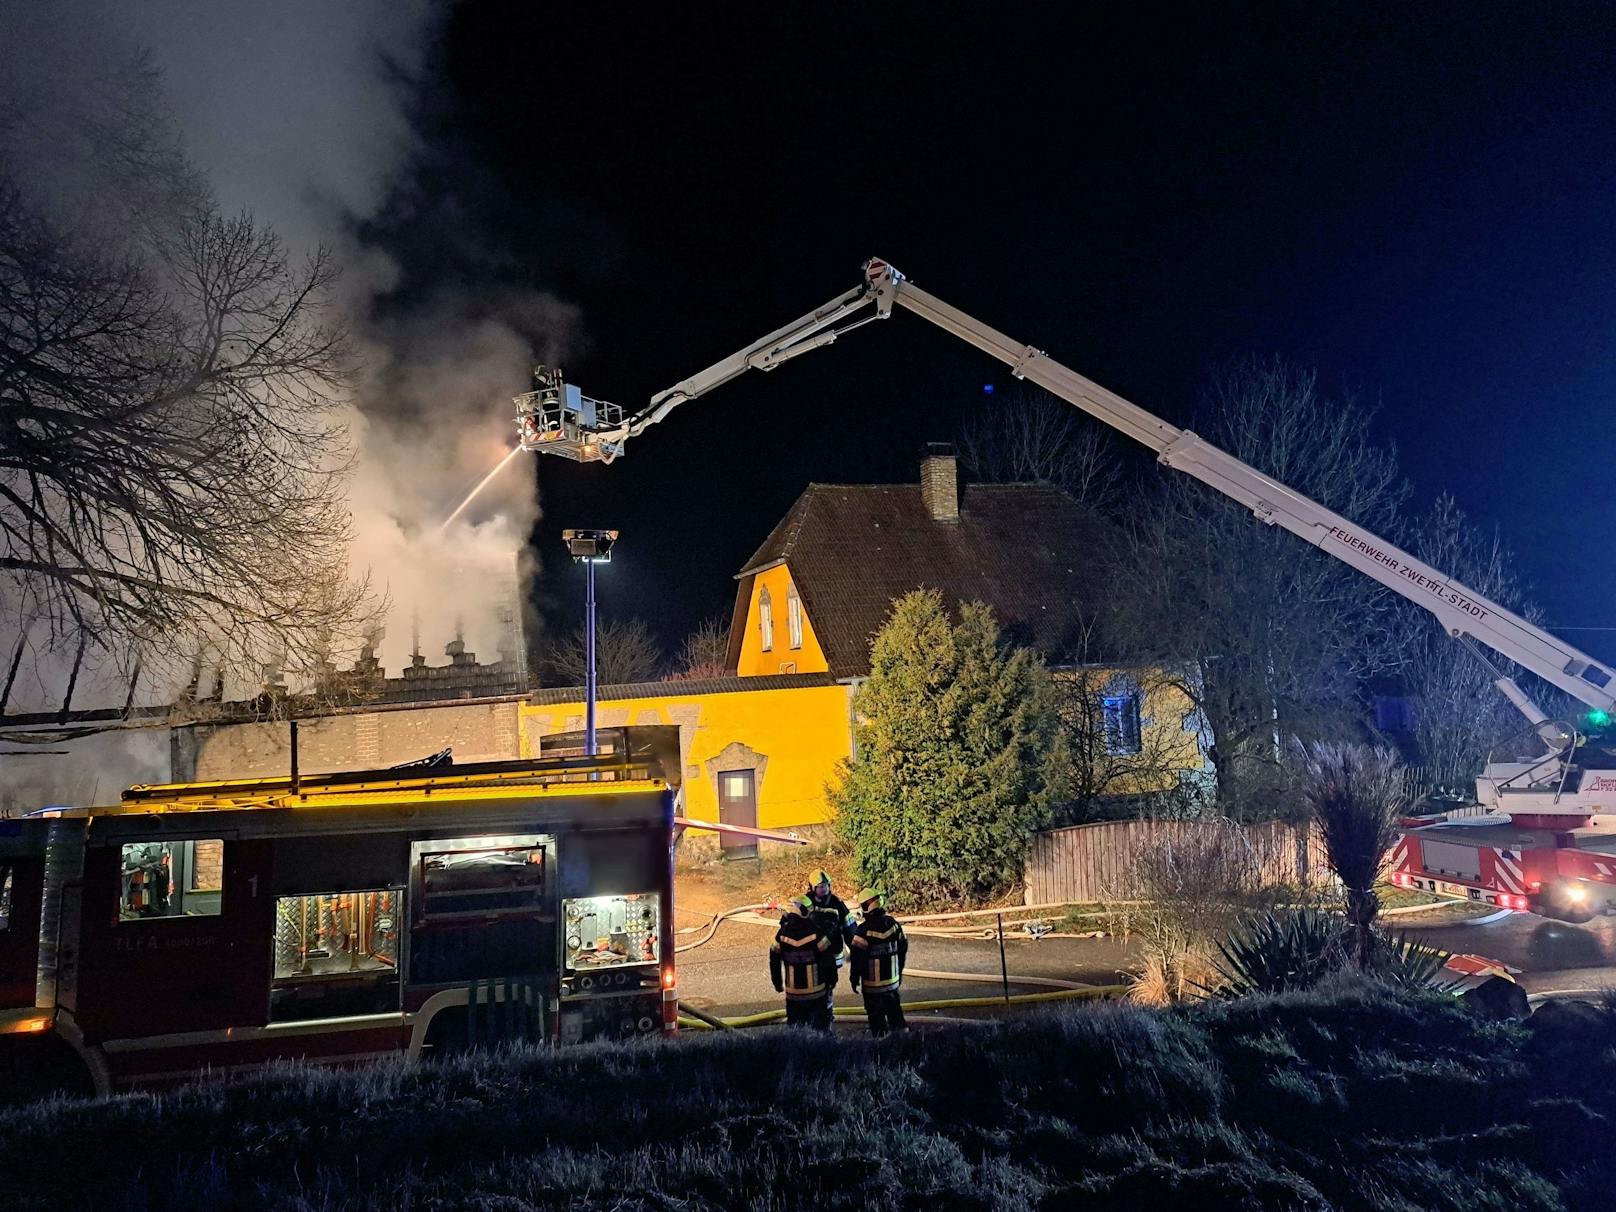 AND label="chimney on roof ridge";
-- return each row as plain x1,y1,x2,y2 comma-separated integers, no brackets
920,443,959,522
